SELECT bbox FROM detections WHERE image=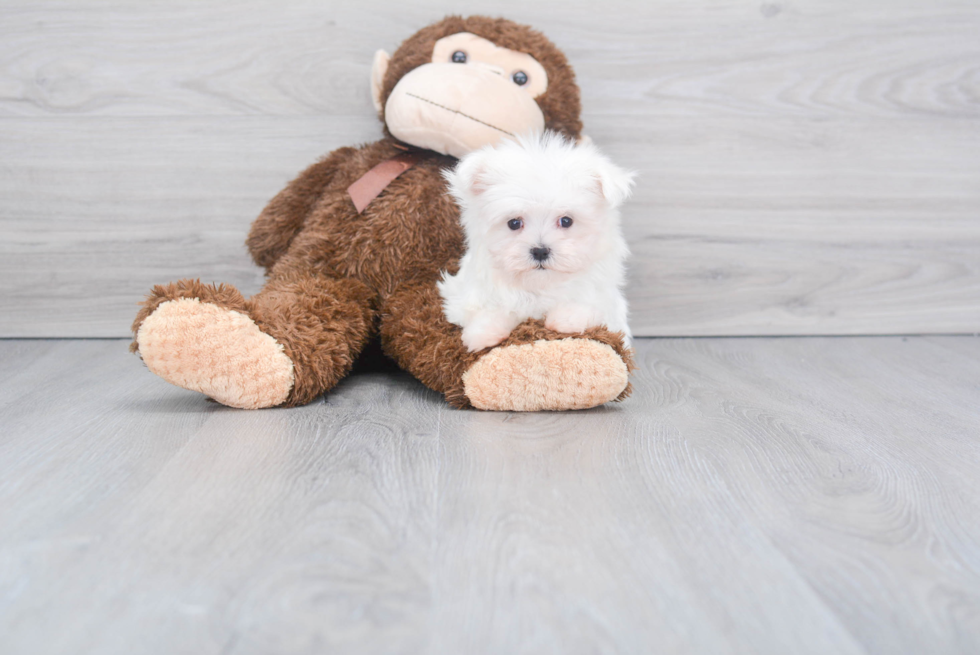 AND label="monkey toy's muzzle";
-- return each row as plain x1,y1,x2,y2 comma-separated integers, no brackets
384,62,546,159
